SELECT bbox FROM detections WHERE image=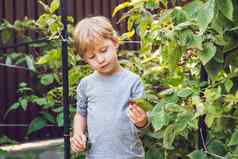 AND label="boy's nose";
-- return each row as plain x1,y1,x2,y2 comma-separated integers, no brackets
96,54,105,63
